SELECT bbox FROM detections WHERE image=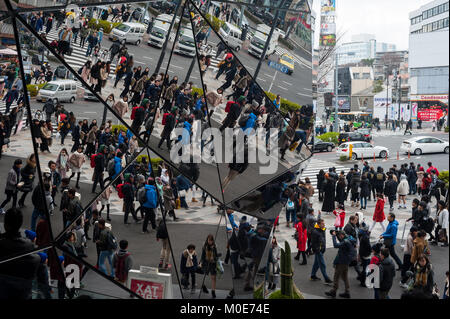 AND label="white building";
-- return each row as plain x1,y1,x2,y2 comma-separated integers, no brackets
337,39,376,65
409,0,449,121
